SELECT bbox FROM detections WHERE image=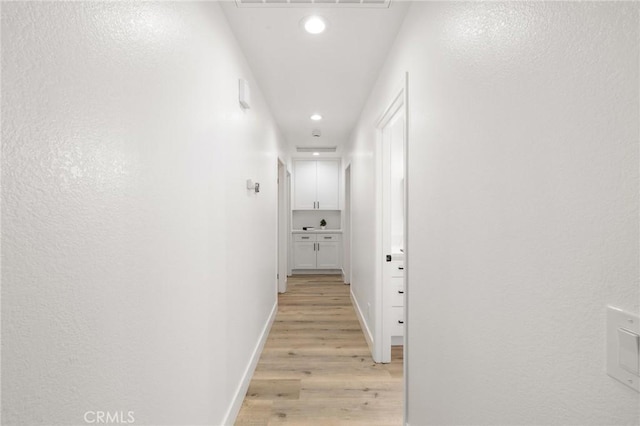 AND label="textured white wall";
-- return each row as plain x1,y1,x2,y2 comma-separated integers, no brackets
2,2,286,425
346,2,640,425
344,139,378,334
